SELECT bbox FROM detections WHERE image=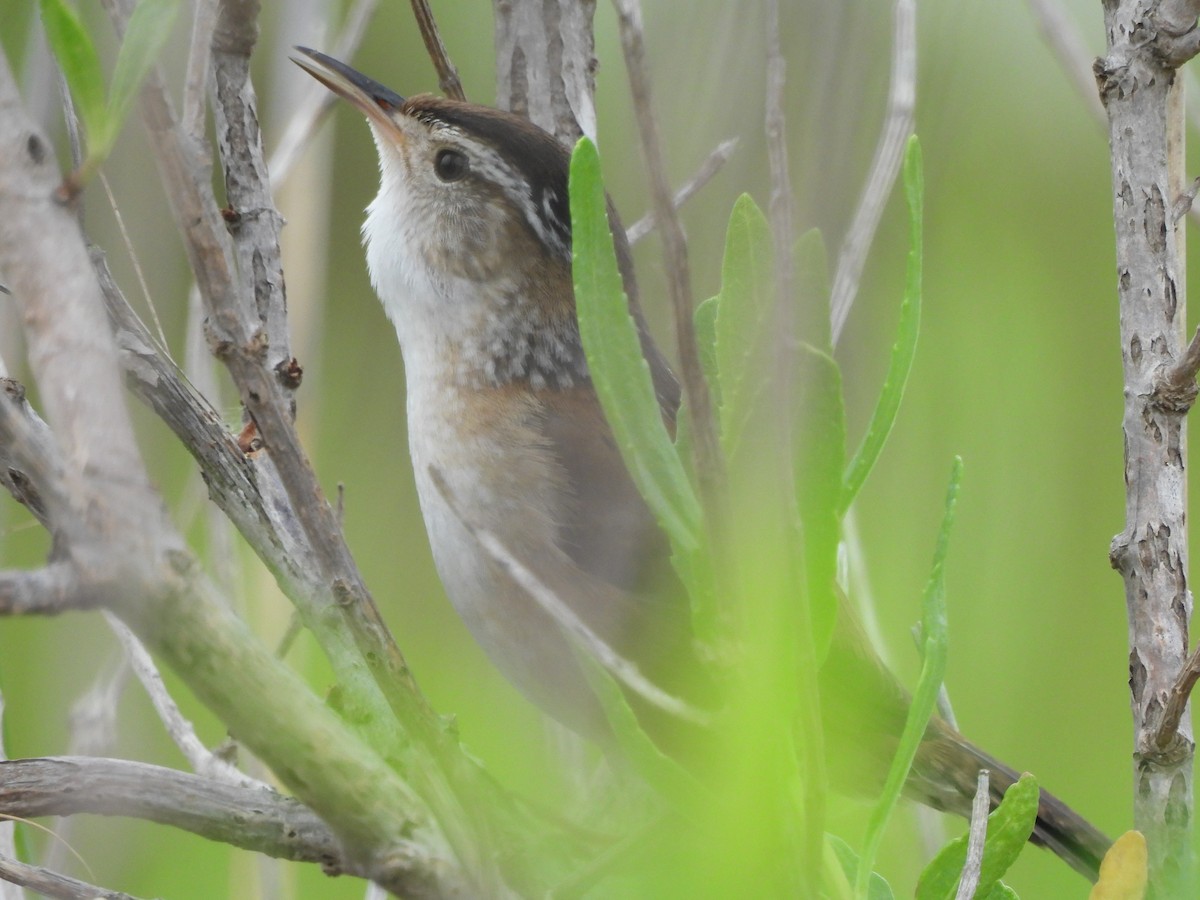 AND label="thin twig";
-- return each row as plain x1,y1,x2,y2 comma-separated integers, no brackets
1154,324,1200,410
626,137,738,245
268,0,380,187
955,769,990,900
409,0,465,100
429,466,712,725
0,853,141,900
1172,174,1200,223
104,611,271,789
1154,643,1200,750
99,172,170,353
0,564,85,615
829,0,916,344
612,0,725,526
0,756,367,875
